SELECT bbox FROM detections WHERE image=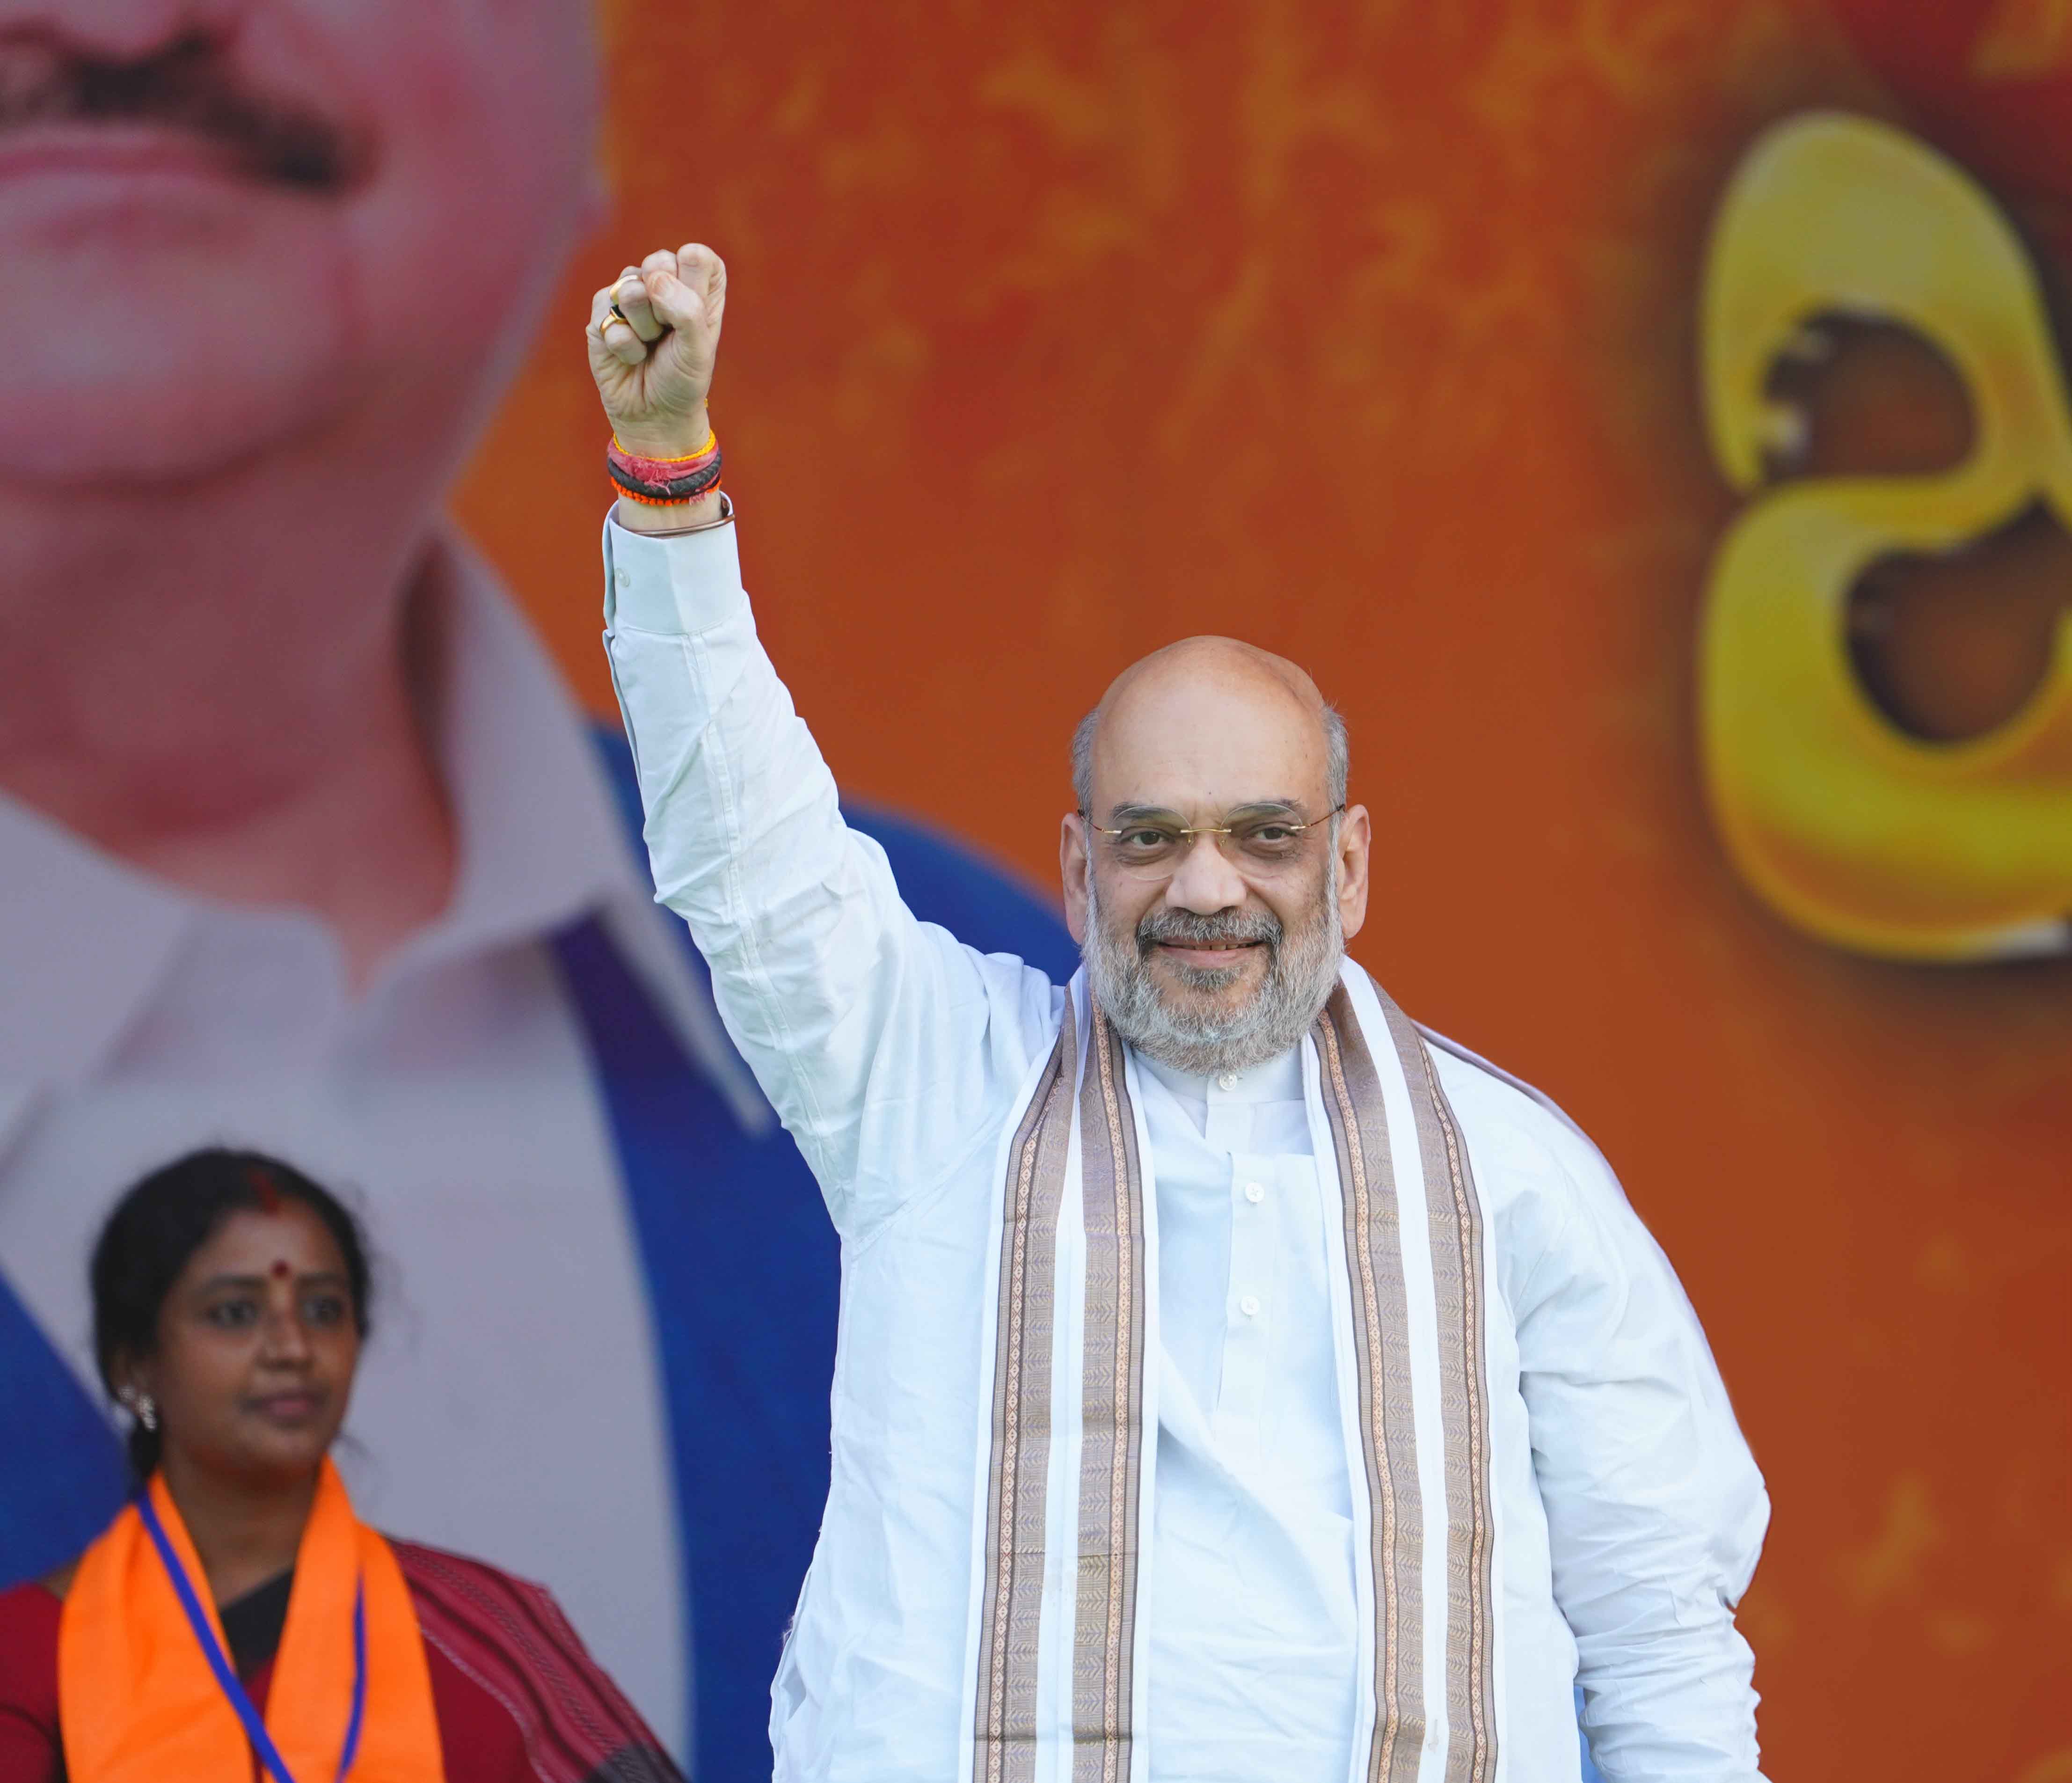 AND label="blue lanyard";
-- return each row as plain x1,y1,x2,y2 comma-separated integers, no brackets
137,1491,367,1783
